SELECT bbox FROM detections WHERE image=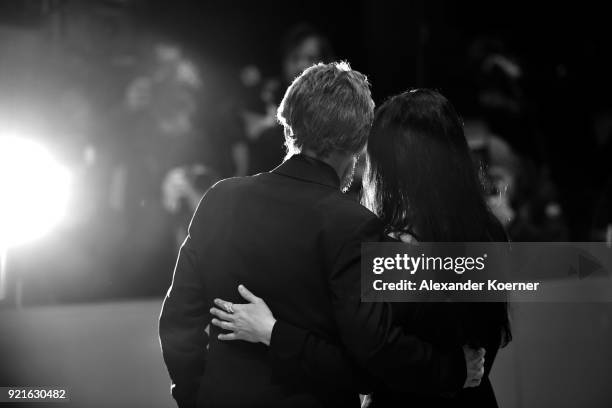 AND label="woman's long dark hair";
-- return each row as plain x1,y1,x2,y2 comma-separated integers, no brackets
364,88,511,347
